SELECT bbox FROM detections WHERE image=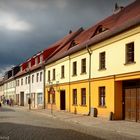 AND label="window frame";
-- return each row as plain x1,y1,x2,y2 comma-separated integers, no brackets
99,52,106,70
99,86,106,107
73,89,77,105
81,88,86,106
72,61,77,76
81,58,86,74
